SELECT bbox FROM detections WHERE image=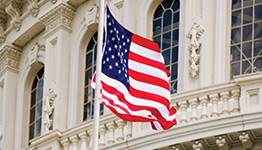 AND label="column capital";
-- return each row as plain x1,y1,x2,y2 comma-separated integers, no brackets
0,43,21,76
39,3,75,38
